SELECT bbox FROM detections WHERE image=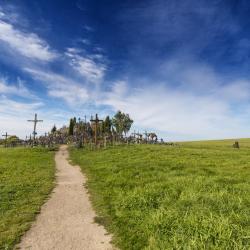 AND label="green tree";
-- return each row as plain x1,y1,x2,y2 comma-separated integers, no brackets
123,113,133,136
51,125,57,133
112,111,133,137
69,118,74,135
103,116,112,134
